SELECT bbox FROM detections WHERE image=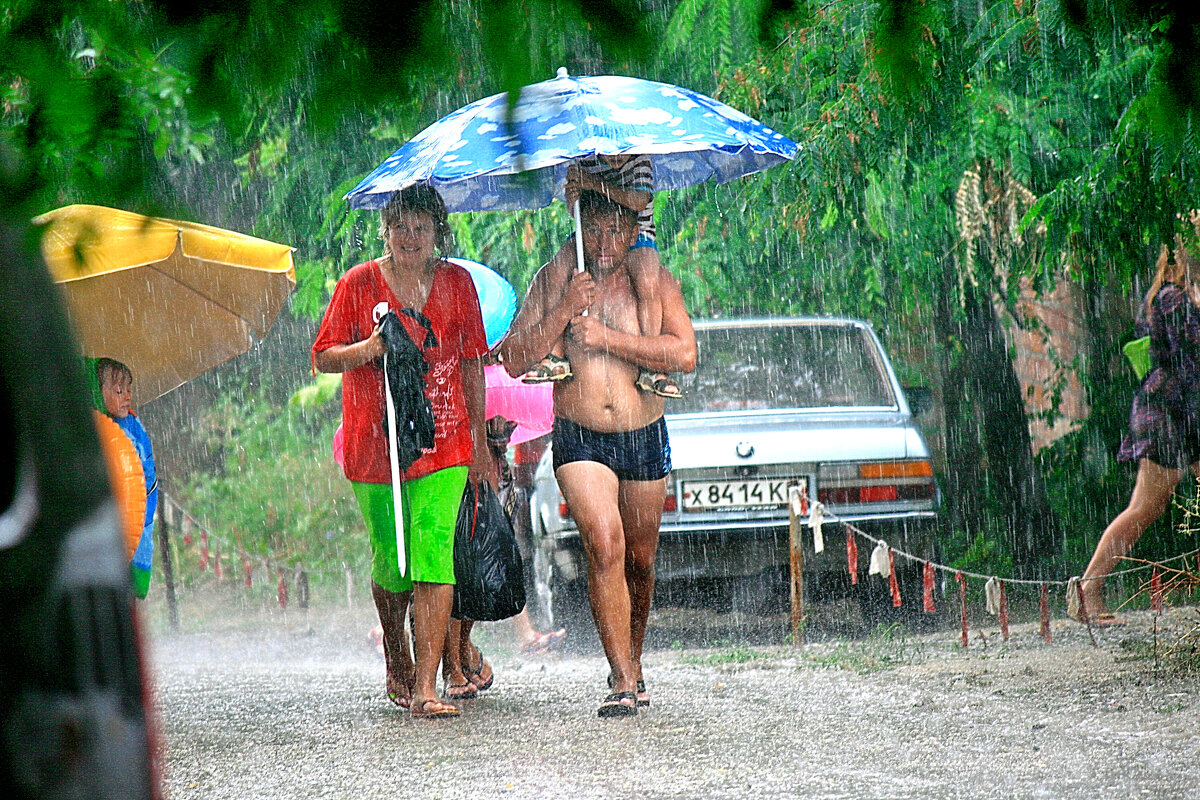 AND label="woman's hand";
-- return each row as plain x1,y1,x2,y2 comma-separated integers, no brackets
362,325,386,361
468,437,496,488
